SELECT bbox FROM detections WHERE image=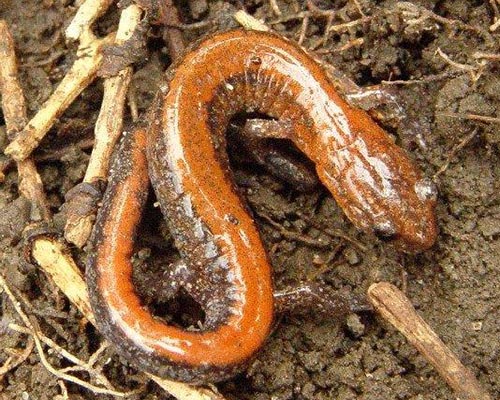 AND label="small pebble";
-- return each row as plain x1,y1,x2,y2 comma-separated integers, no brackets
344,247,360,265
346,313,365,337
312,254,324,265
472,321,483,331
